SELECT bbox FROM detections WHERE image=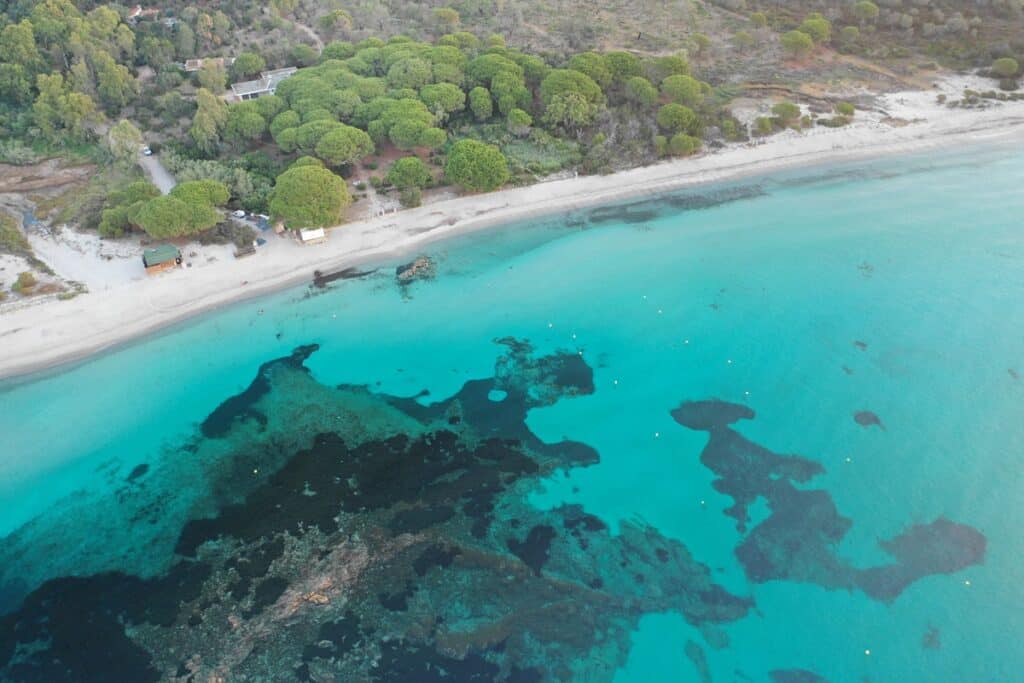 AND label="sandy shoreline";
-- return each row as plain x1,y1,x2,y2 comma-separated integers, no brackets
3,80,1024,383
